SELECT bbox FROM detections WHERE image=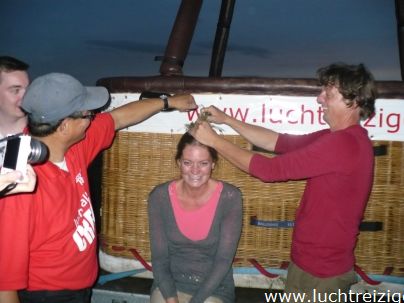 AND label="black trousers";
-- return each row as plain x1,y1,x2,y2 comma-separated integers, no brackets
18,288,91,303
